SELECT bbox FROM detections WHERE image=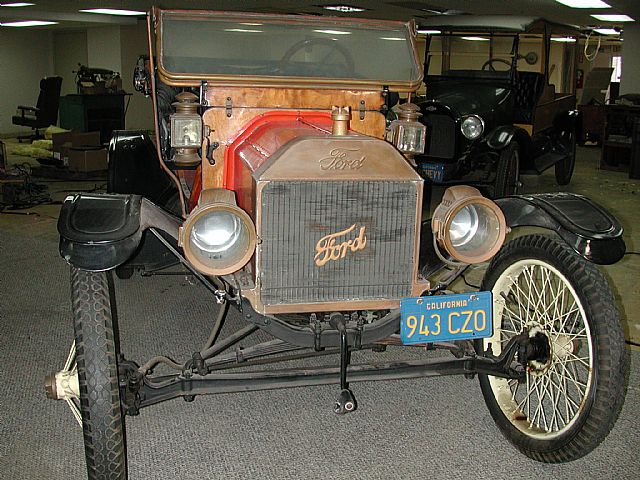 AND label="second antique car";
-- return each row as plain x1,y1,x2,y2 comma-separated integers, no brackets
46,8,626,480
415,16,581,197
